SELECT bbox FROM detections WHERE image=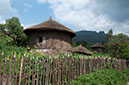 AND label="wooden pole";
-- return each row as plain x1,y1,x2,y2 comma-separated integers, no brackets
19,53,26,85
